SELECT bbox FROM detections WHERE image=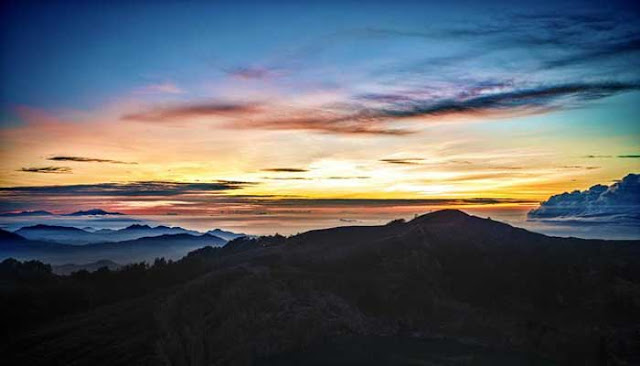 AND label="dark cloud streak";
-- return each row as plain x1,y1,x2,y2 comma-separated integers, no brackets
122,103,260,122
0,180,256,196
48,156,137,164
262,168,309,173
19,167,72,174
